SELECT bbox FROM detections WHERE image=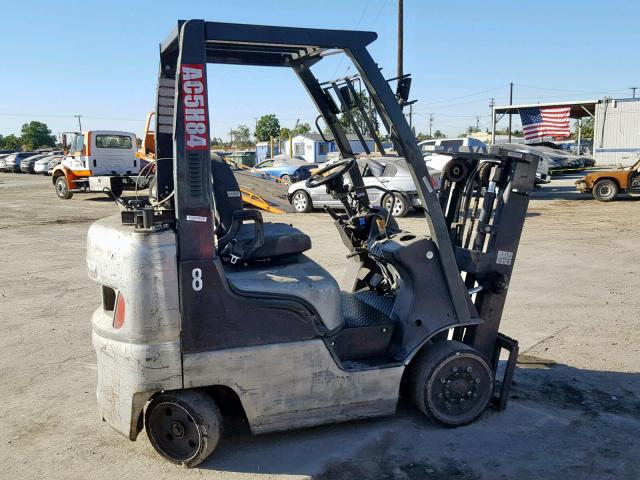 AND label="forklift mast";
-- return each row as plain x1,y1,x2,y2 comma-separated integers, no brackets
151,19,474,331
